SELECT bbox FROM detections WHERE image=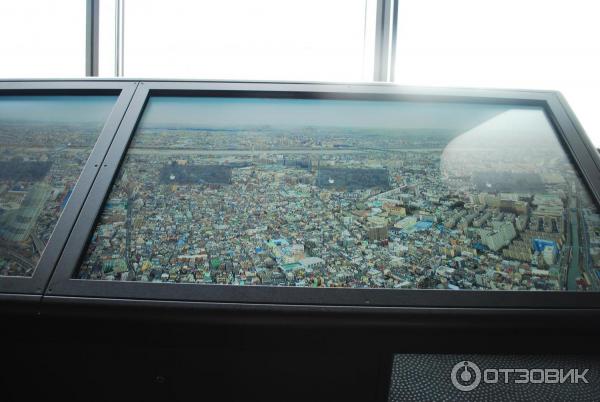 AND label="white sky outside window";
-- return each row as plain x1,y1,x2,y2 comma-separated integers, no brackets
0,0,86,78
394,0,600,145
112,0,376,82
